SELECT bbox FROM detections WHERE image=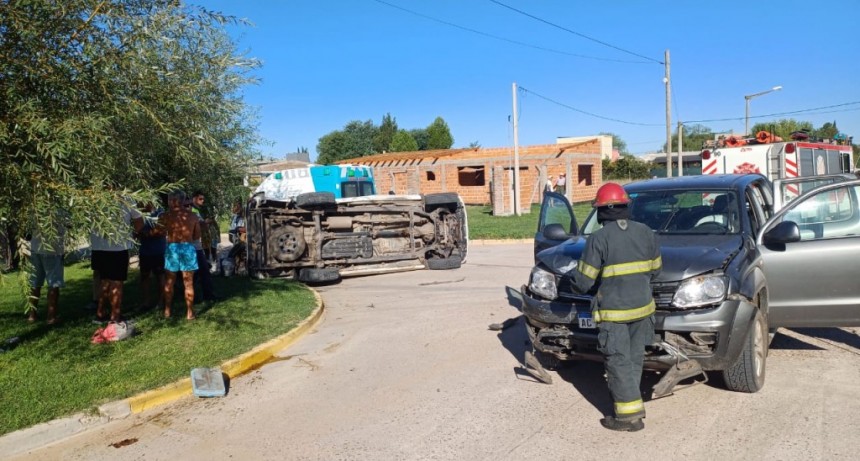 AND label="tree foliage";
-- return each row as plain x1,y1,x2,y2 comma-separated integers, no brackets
667,124,715,151
603,155,652,180
409,128,430,151
600,132,628,156
0,0,260,256
316,120,378,164
749,119,814,141
372,113,398,153
426,116,454,150
390,130,419,152
316,115,457,162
